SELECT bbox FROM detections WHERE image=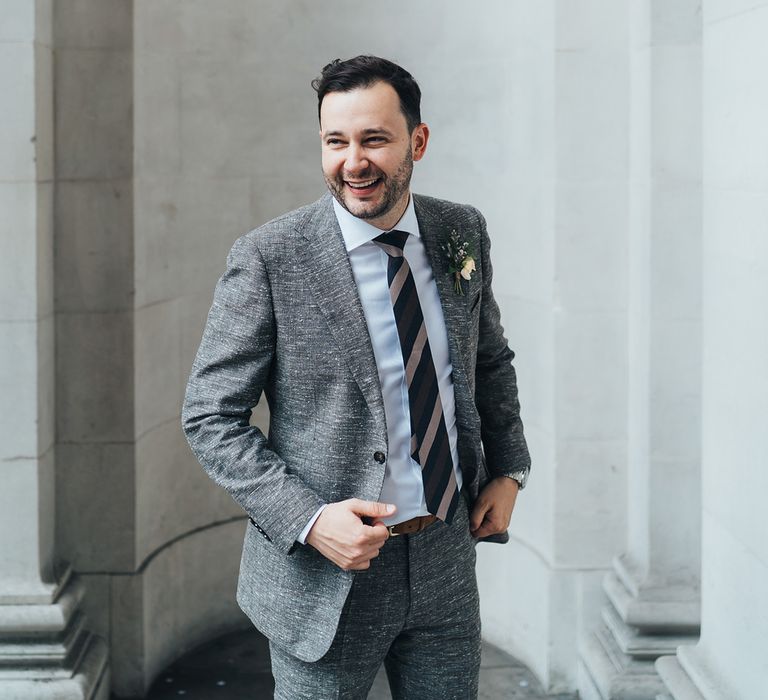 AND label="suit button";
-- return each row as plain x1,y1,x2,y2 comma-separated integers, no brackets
373,451,386,464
